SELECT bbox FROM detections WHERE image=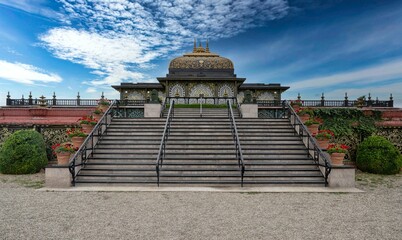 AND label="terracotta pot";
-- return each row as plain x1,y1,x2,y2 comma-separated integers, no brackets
98,105,109,112
330,152,345,166
71,136,85,148
316,139,329,149
81,124,95,134
299,114,310,123
307,124,319,134
56,152,71,165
